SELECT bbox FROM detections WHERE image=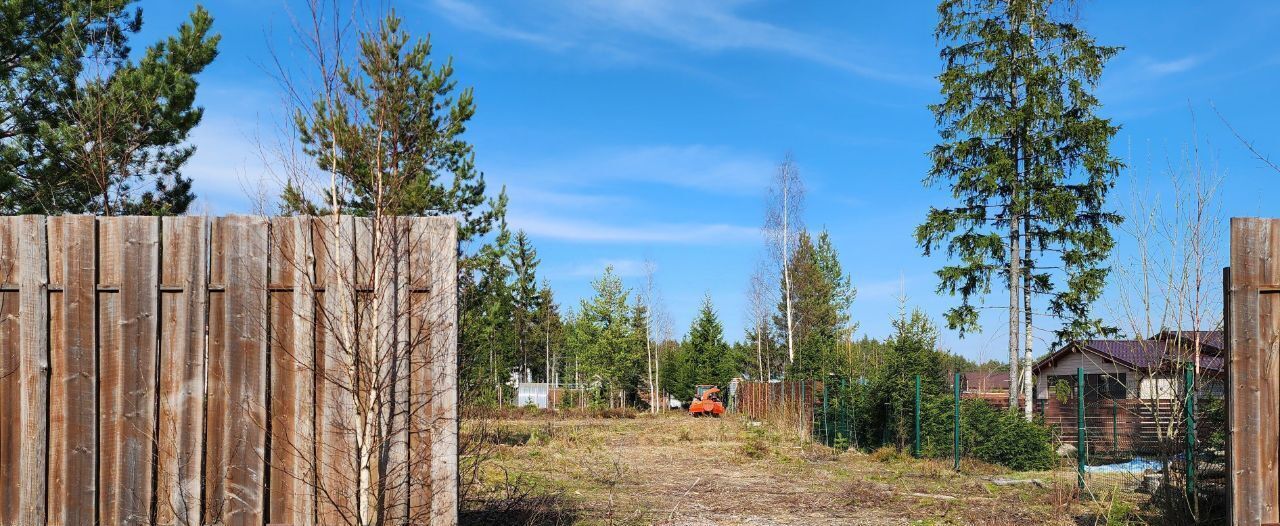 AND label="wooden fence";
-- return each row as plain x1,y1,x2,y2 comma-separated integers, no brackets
1037,397,1192,454
734,380,821,434
0,215,458,526
1225,217,1280,526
